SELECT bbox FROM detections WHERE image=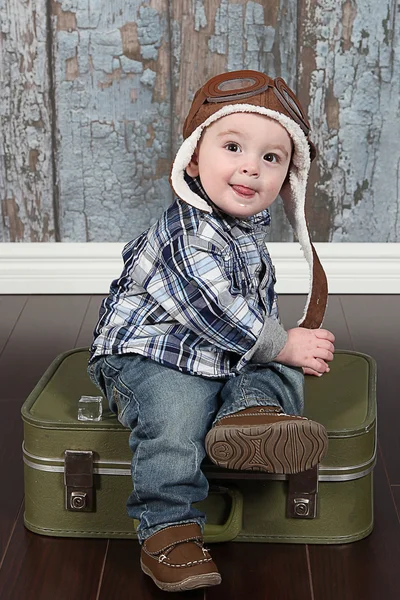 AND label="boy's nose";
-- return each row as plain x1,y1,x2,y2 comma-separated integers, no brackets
239,158,259,177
